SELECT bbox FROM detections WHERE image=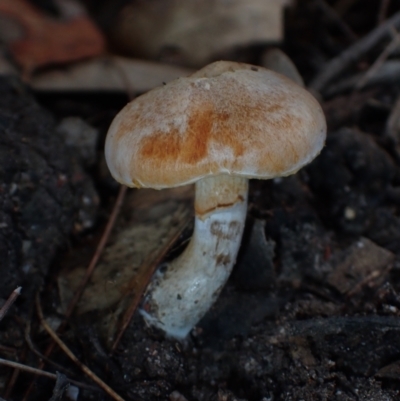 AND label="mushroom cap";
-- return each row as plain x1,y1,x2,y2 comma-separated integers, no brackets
105,61,326,189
